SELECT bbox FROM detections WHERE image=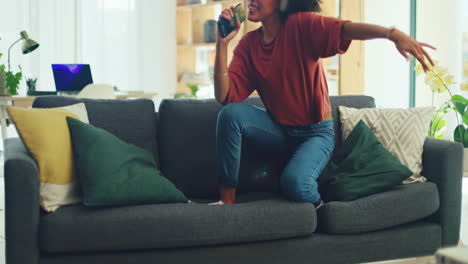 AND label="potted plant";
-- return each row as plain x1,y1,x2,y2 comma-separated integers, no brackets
416,61,454,139
26,77,37,91
451,93,468,172
5,65,23,96
0,53,6,95
174,84,199,99
428,103,450,139
416,60,468,169
0,37,24,96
